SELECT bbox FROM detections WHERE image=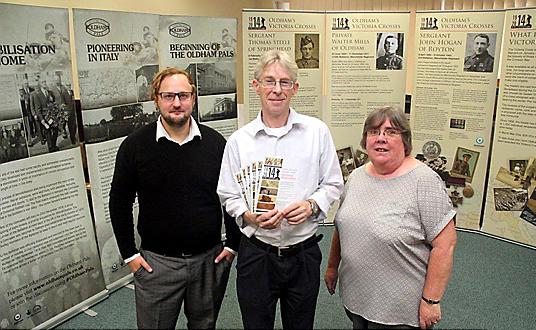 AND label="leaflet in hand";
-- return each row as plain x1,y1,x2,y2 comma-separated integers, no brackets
233,157,284,213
